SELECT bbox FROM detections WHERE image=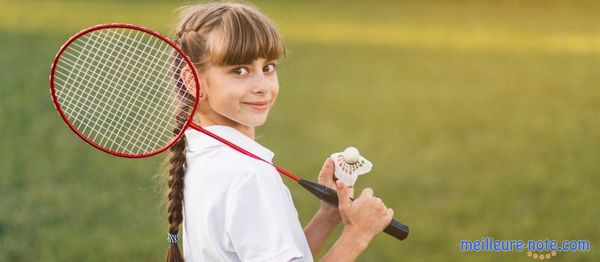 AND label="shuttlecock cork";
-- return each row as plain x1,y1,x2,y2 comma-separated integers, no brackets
330,147,373,186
